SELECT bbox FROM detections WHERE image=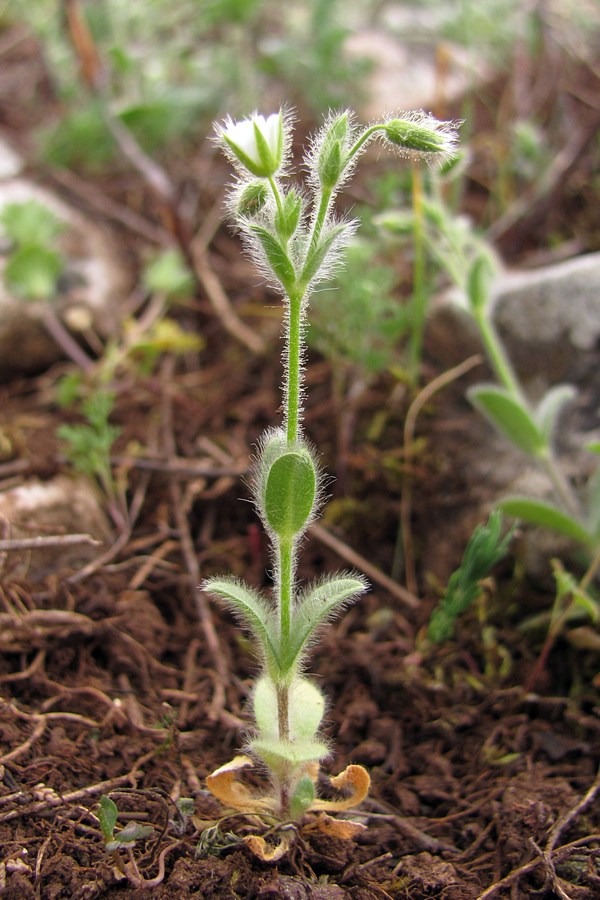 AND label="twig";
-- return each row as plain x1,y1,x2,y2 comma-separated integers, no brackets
63,0,263,356
40,304,95,370
308,522,419,610
476,771,600,899
48,167,172,245
0,533,101,552
0,771,143,824
110,455,246,479
193,244,266,355
546,768,600,855
401,355,482,596
160,358,230,720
